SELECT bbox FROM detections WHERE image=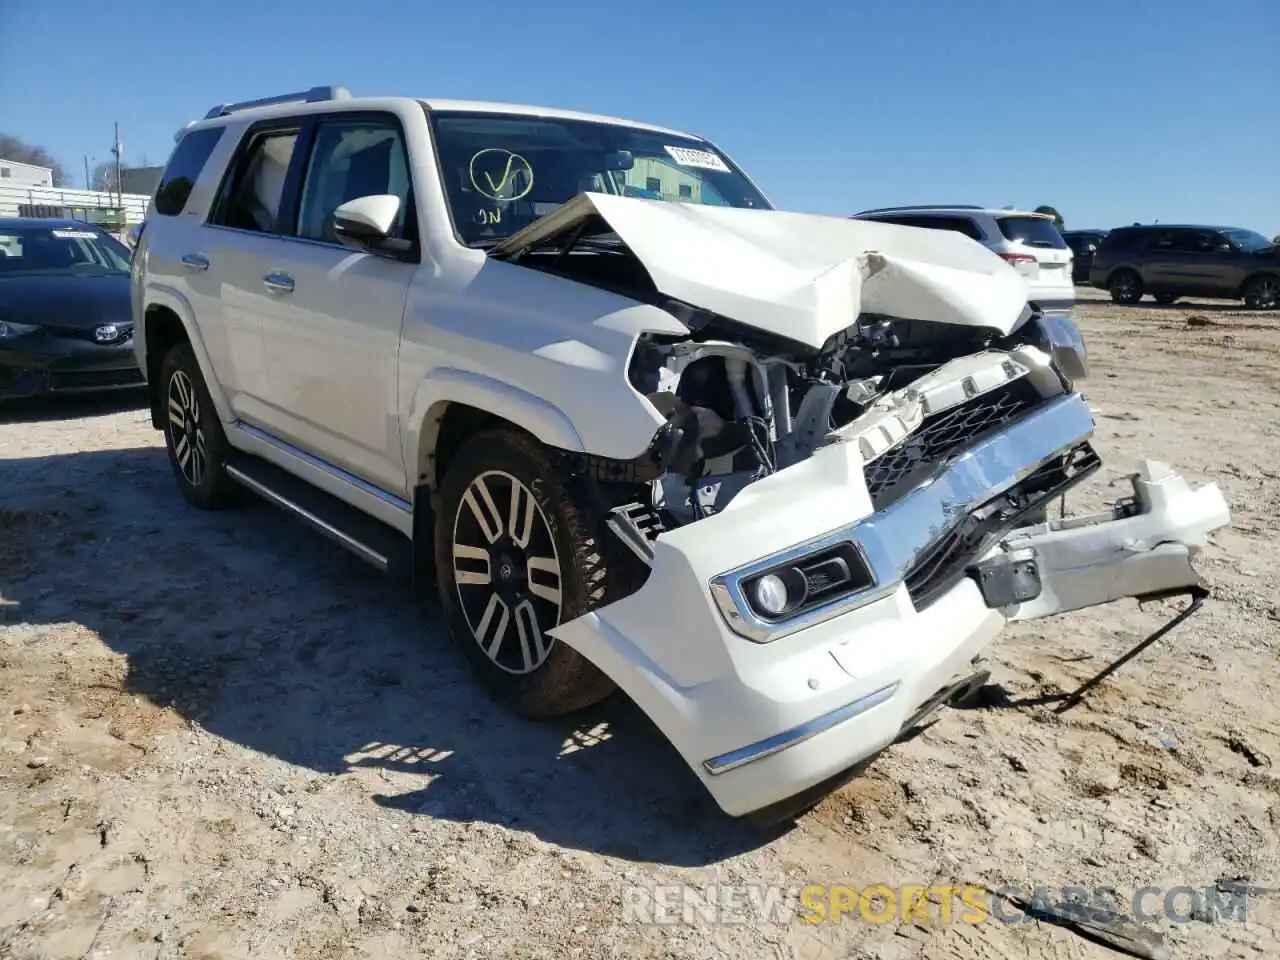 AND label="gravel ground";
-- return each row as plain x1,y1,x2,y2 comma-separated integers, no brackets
1,292,1278,960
